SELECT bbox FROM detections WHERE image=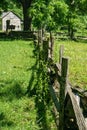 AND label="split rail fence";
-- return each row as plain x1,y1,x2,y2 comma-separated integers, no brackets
35,30,87,130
